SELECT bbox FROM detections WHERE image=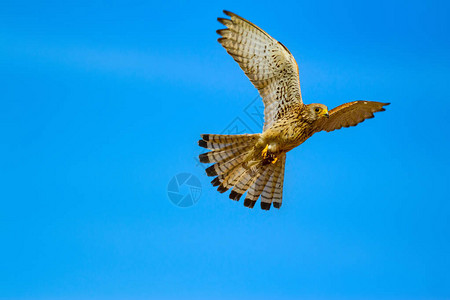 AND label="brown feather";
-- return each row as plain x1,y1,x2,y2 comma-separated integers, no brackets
216,10,303,130
315,101,390,133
